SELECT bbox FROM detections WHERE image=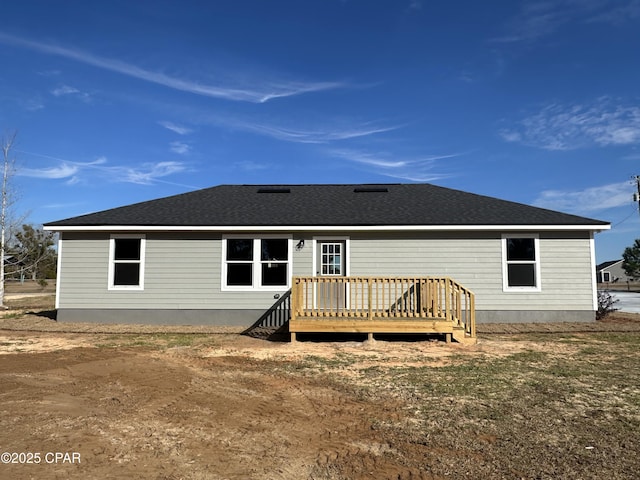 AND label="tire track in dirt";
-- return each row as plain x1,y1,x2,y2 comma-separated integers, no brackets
134,354,317,479
0,345,438,479
281,375,432,479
